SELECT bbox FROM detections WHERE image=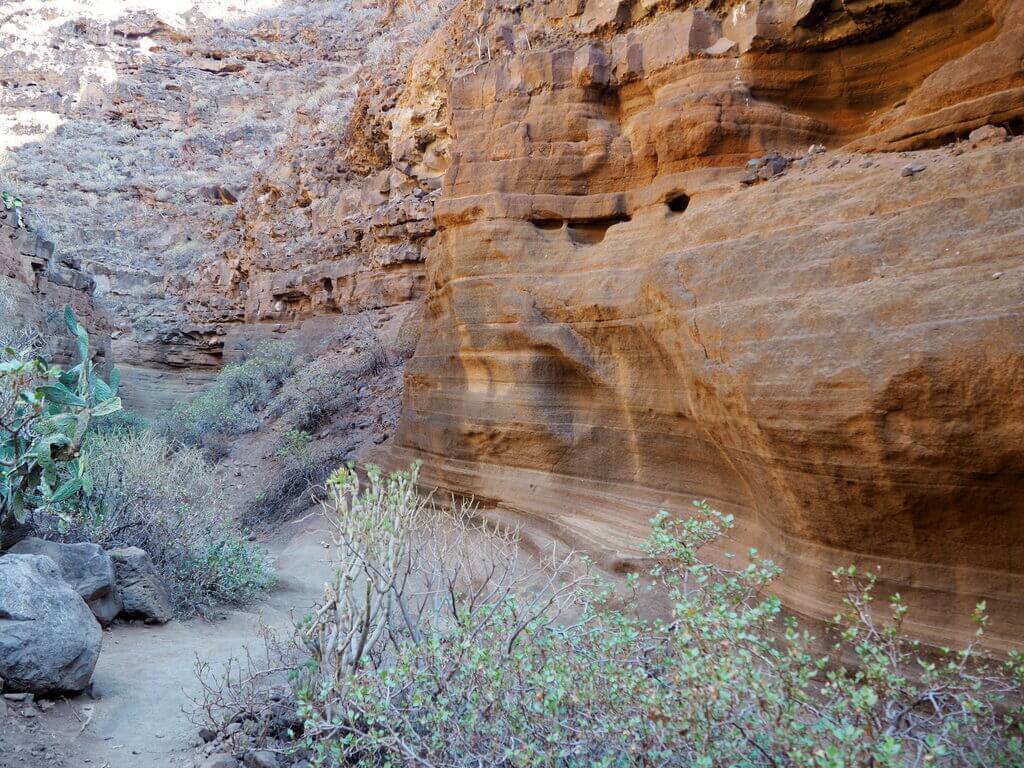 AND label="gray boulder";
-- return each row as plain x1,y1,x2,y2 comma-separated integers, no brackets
0,554,102,694
108,547,173,624
8,537,122,625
